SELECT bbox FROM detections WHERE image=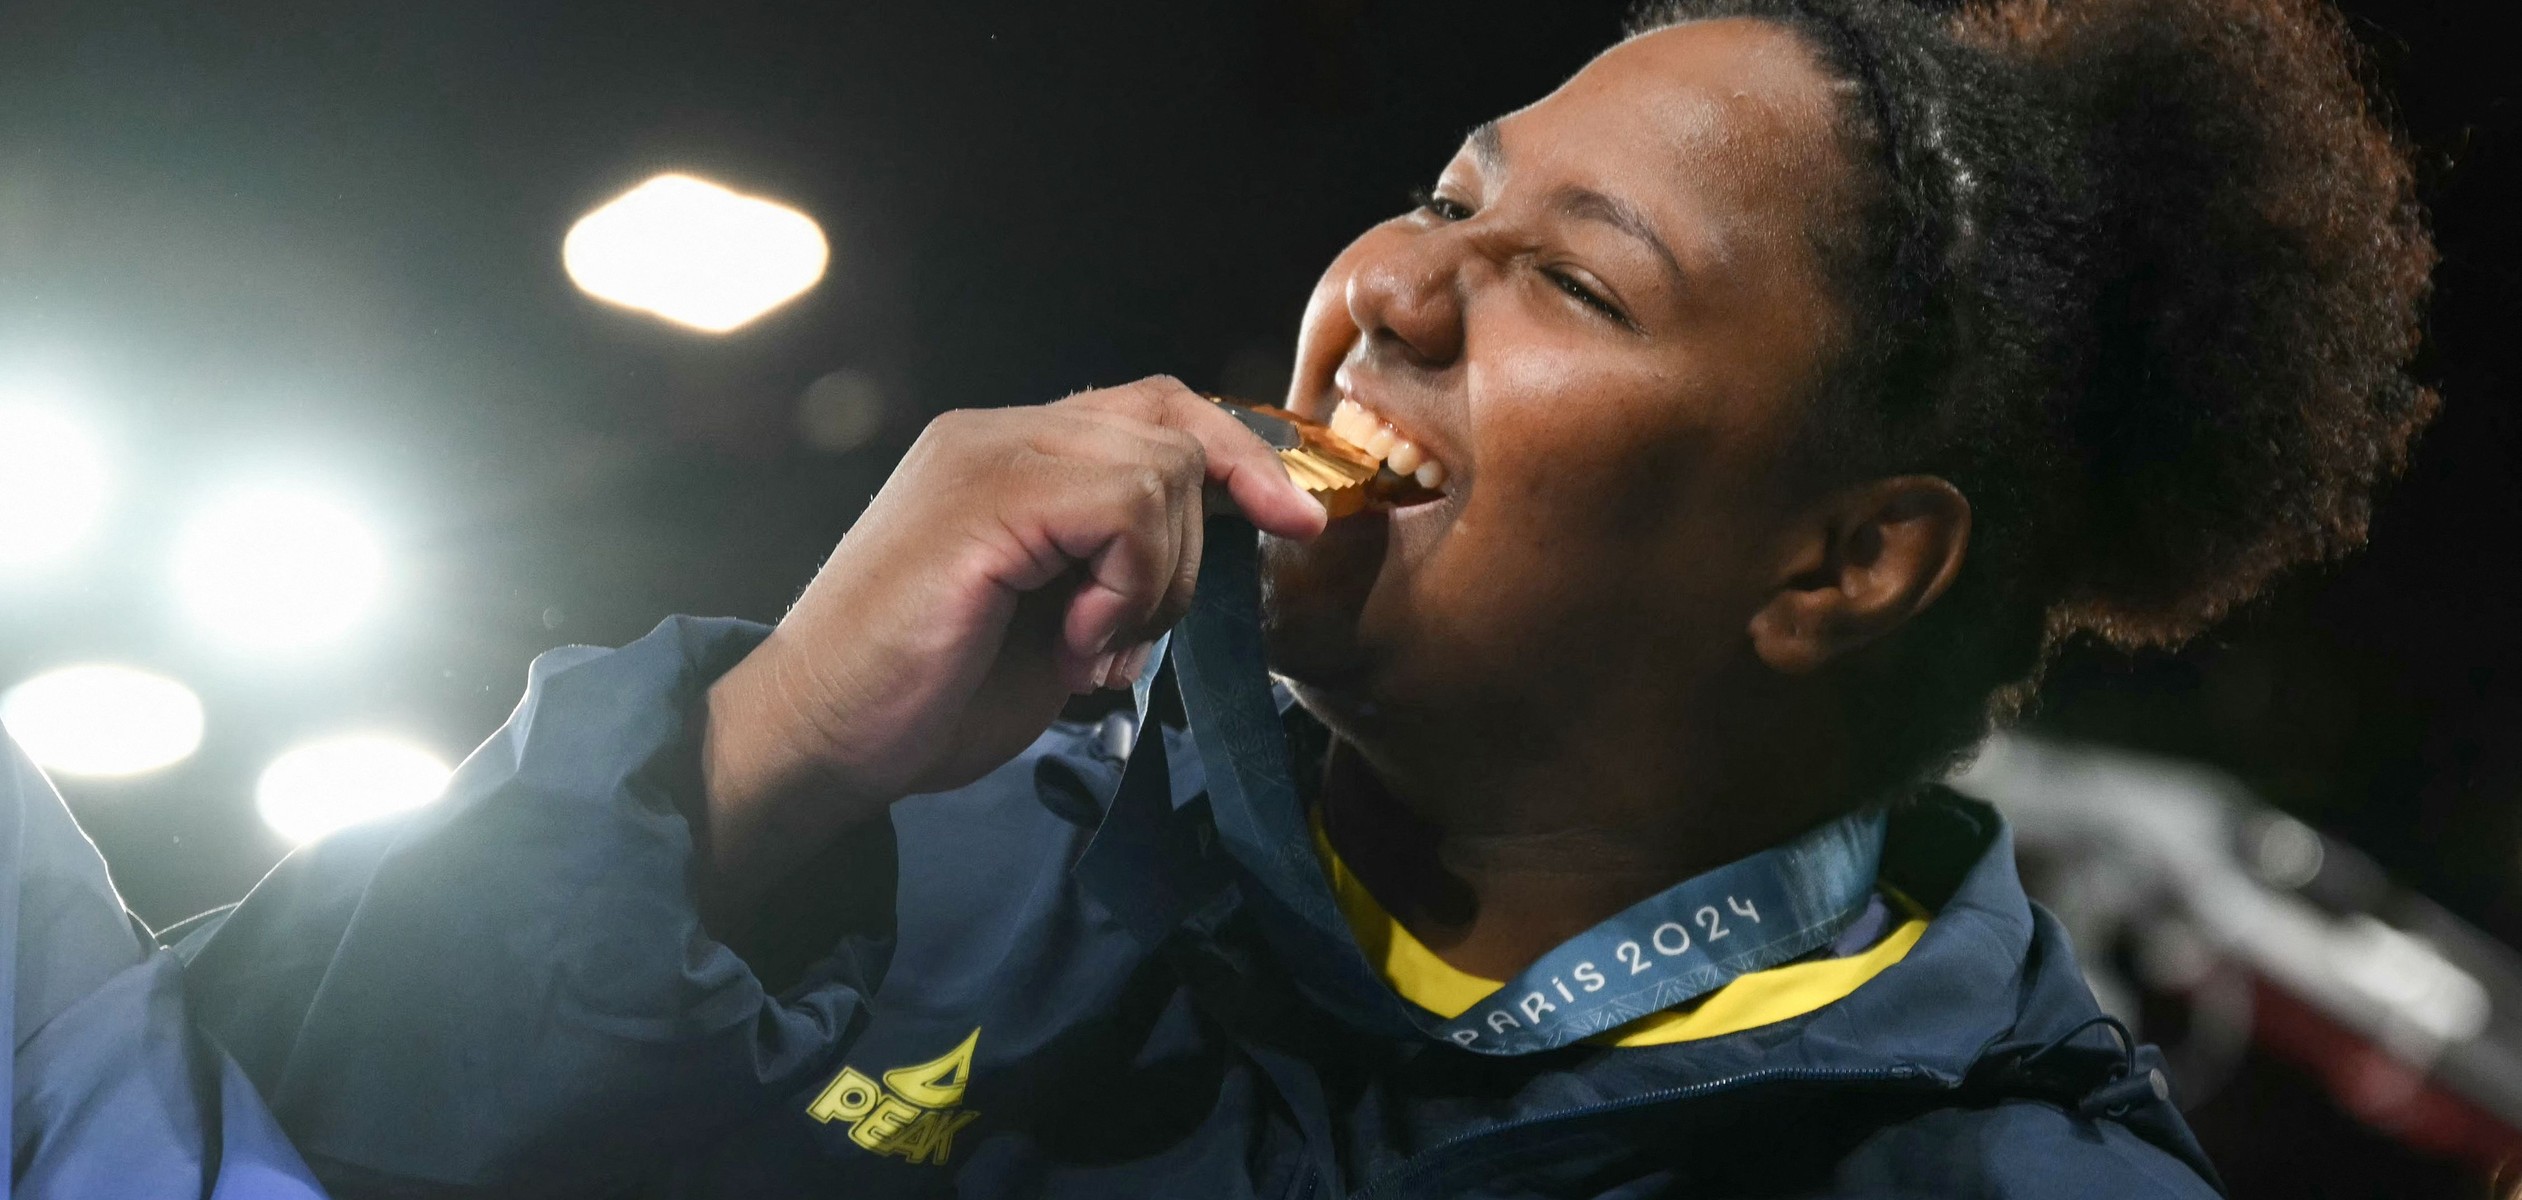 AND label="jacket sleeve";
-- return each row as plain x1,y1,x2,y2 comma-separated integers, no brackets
4,733,328,1200
176,616,886,1198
